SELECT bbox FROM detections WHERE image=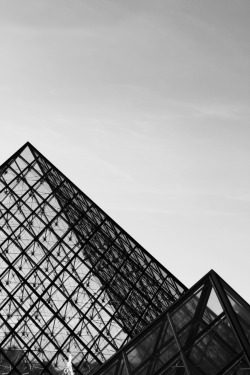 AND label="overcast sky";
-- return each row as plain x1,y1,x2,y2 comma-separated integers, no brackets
0,0,250,301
